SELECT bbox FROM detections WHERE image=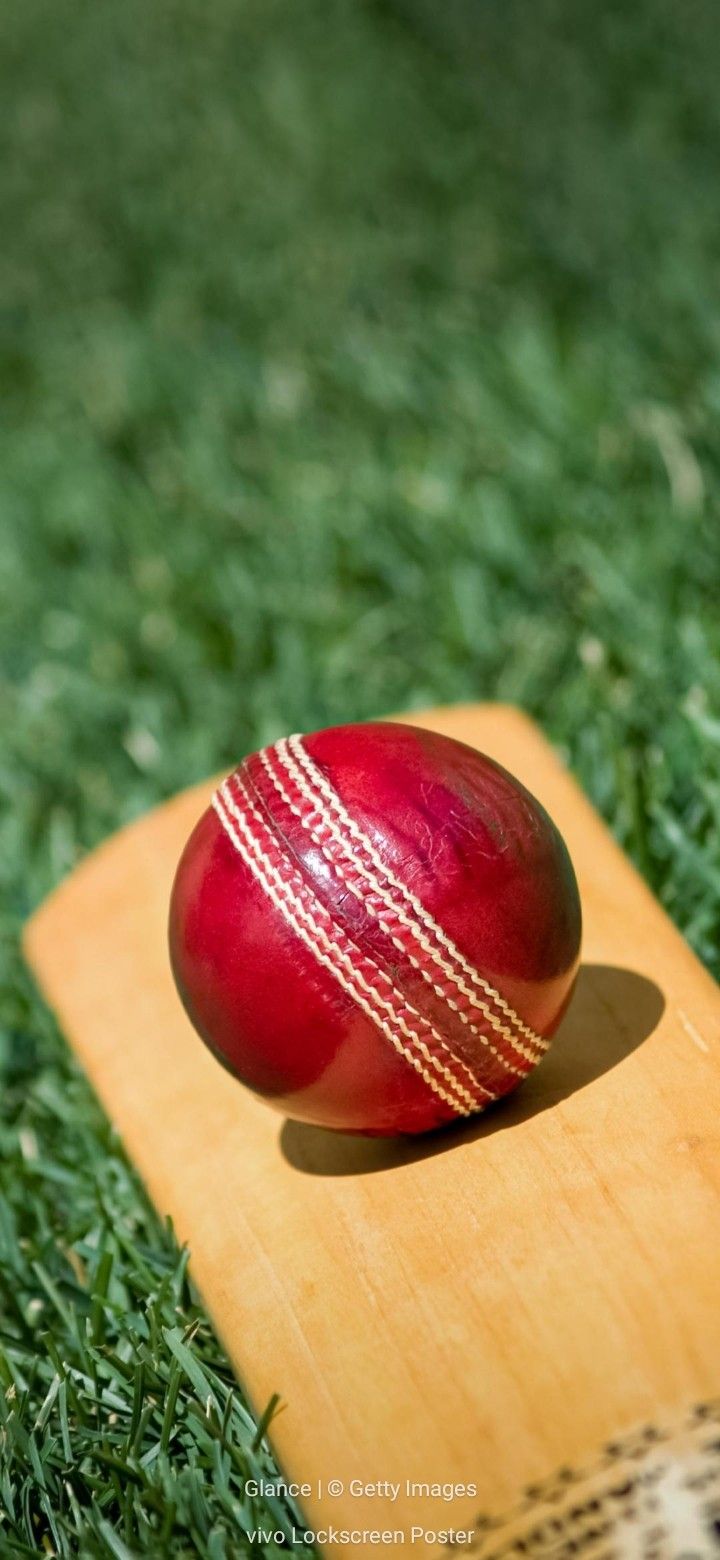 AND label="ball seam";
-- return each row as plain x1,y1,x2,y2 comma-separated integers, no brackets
283,734,547,1059
257,743,532,1081
213,779,492,1116
224,774,492,1111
